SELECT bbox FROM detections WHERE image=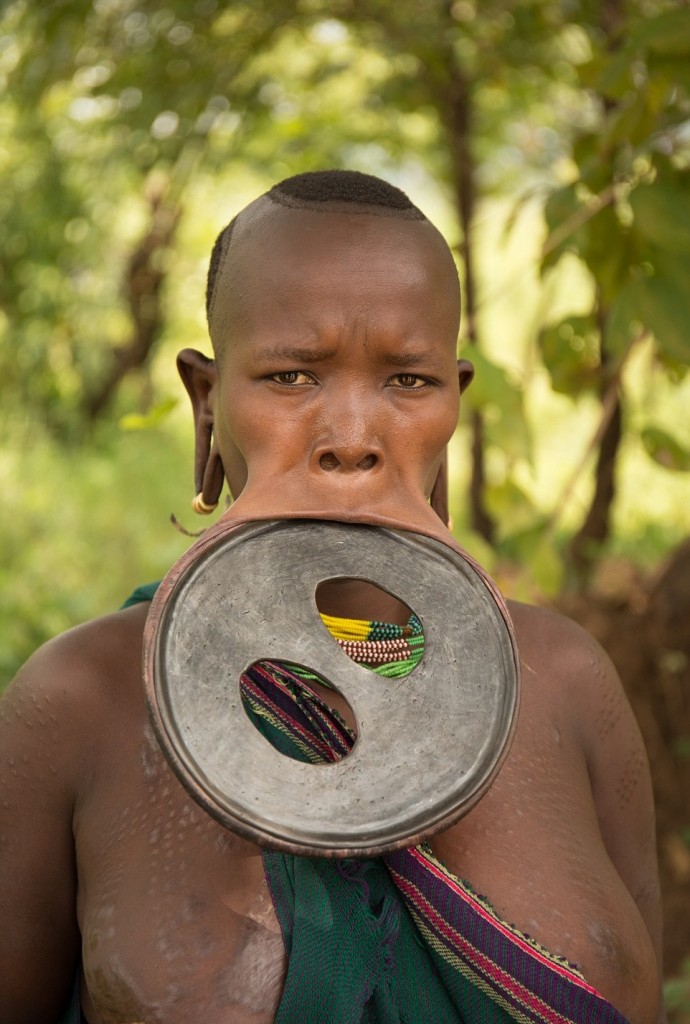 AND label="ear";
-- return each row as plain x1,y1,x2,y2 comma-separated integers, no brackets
177,347,217,422
177,348,220,496
457,358,474,395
